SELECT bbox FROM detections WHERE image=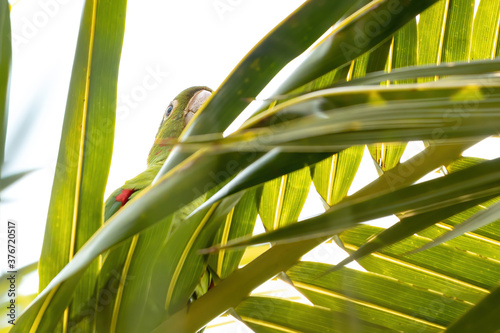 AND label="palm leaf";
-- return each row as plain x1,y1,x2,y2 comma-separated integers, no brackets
156,120,477,332
445,284,500,332
0,0,11,180
288,261,476,332
235,296,395,333
23,0,500,331
312,146,364,207
367,18,417,172
259,166,311,231
14,0,127,331
208,189,259,279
